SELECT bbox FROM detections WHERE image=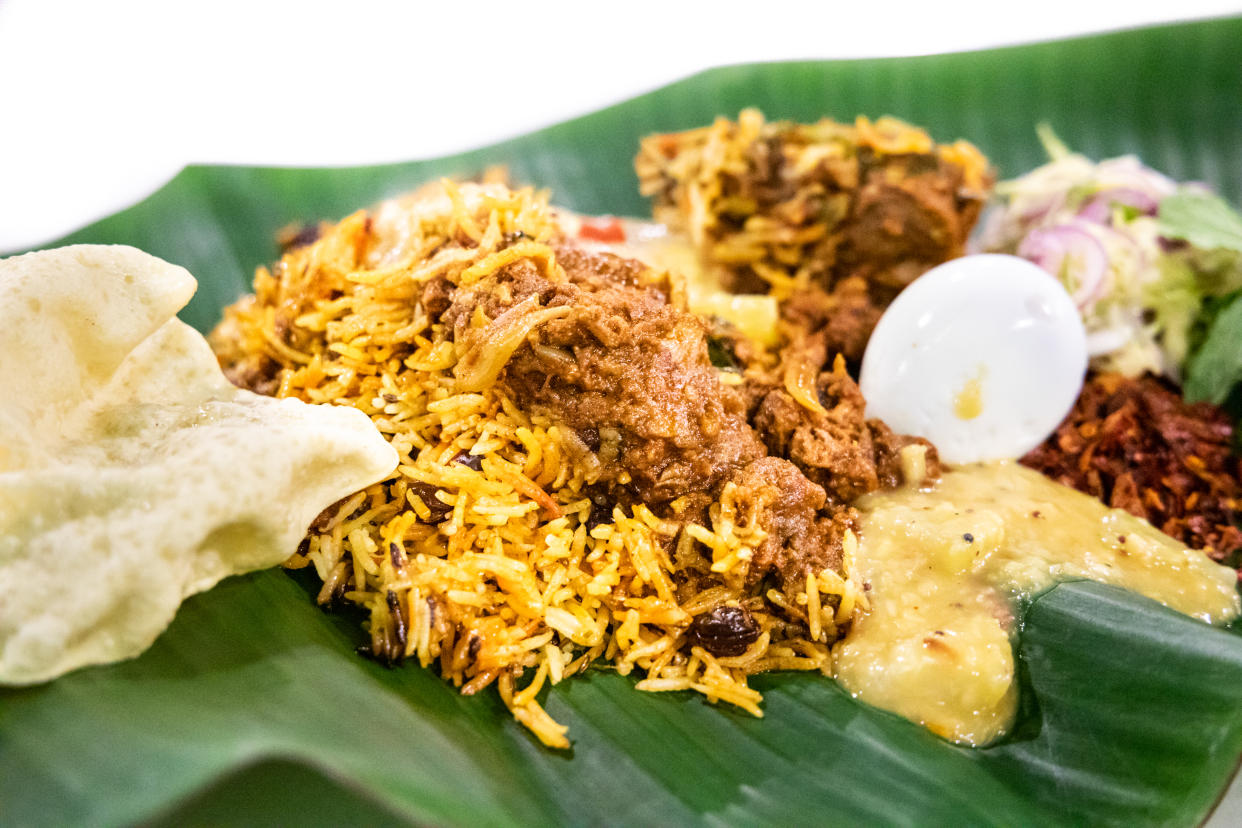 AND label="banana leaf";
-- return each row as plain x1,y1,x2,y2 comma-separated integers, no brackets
5,17,1242,827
